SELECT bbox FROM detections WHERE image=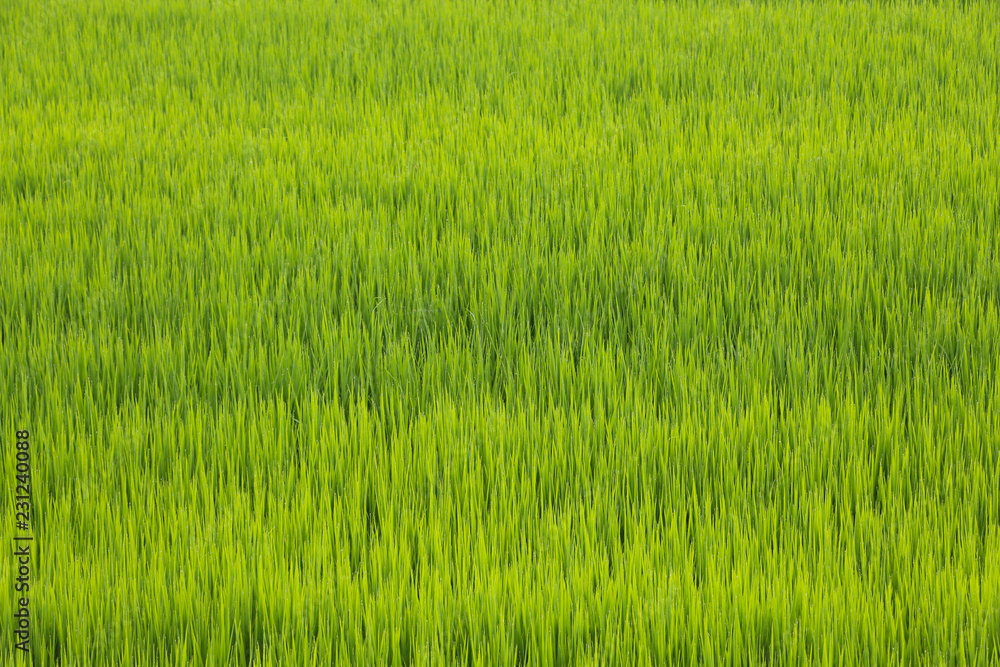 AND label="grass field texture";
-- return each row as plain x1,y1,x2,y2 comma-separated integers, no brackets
2,0,999,664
